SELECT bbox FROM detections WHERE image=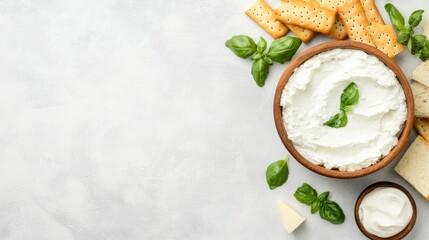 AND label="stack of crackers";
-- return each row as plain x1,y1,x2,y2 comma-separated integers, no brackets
245,0,404,59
